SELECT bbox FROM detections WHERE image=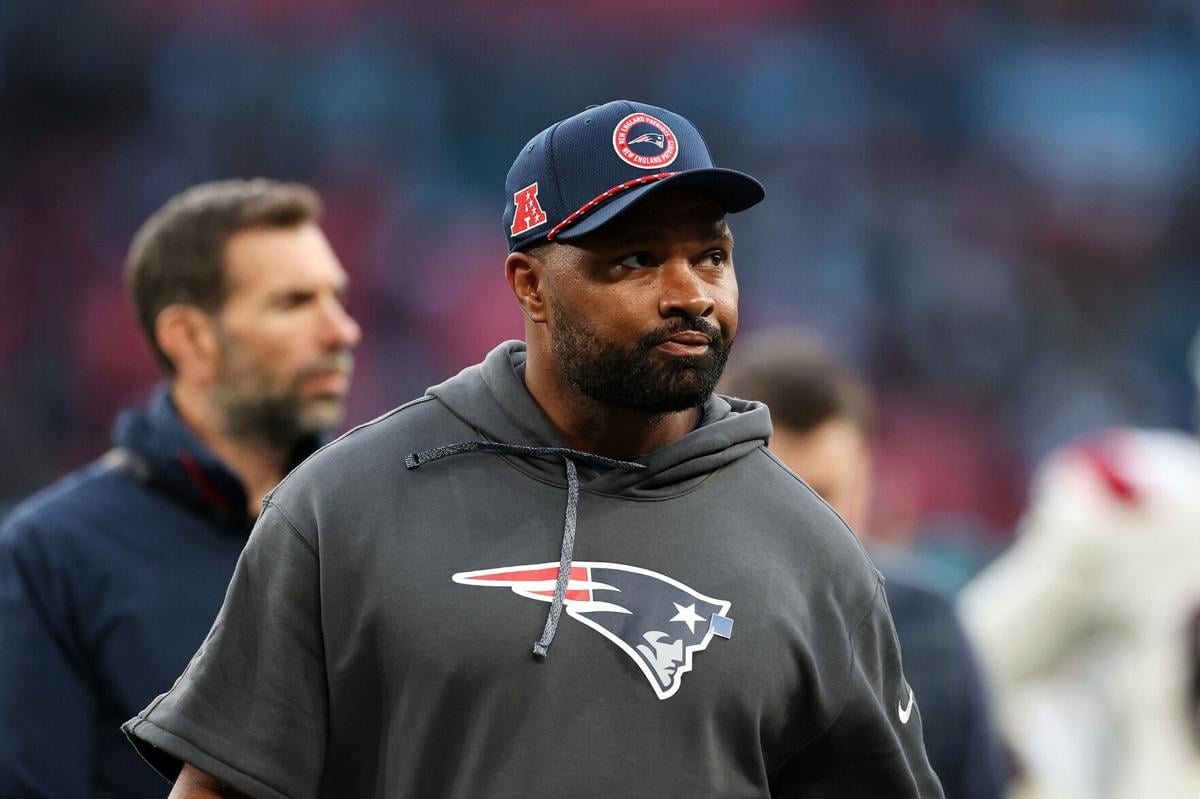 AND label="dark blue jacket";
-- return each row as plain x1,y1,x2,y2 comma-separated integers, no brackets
0,389,311,798
883,573,1007,799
